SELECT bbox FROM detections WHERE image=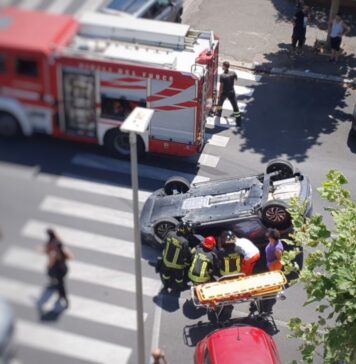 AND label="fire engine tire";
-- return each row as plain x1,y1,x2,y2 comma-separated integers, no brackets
0,112,22,138
261,200,291,229
164,176,190,195
266,159,295,181
153,217,179,247
104,129,145,160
